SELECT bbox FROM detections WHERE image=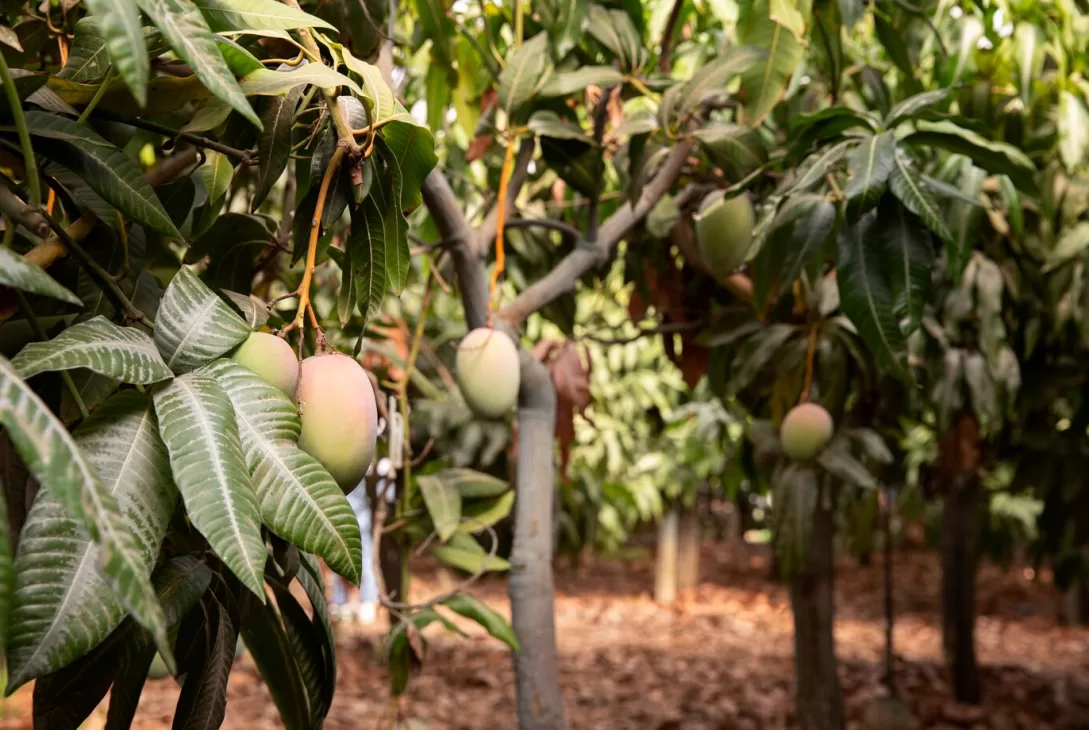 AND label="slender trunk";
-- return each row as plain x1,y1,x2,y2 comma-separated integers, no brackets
676,502,701,597
940,484,982,704
509,353,566,730
790,480,845,730
654,505,679,604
